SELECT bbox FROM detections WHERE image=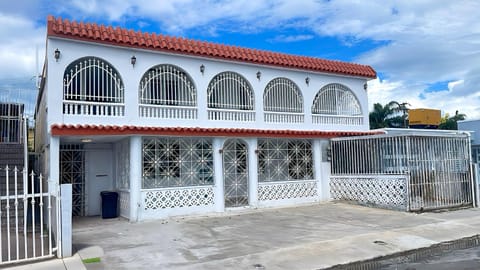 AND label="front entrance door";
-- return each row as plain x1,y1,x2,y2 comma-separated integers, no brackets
85,150,113,216
223,139,249,207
